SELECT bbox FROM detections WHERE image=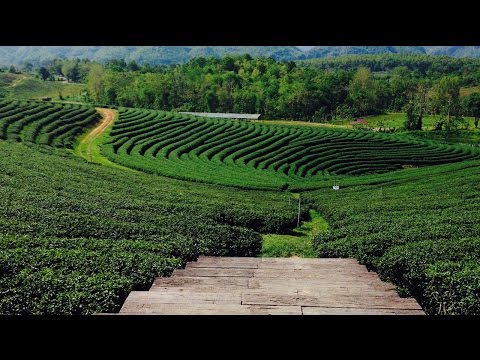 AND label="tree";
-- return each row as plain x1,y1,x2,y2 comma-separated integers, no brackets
404,82,429,130
39,67,50,81
24,62,33,72
462,93,480,128
87,64,105,102
347,67,380,116
389,66,415,111
430,76,462,131
65,64,80,82
127,61,140,72
404,102,417,130
9,65,16,74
